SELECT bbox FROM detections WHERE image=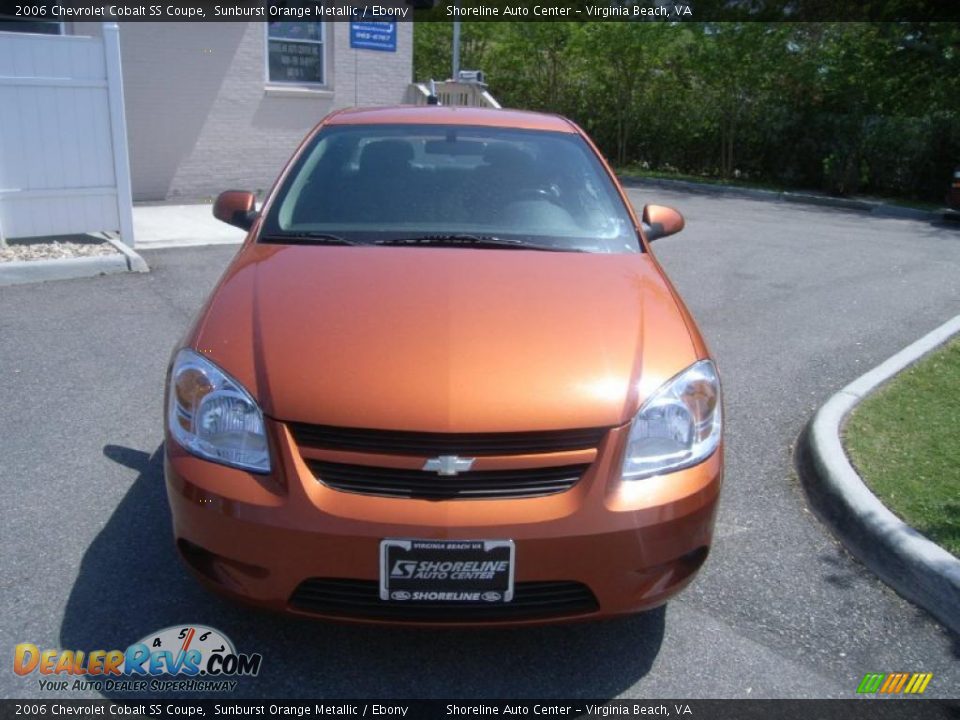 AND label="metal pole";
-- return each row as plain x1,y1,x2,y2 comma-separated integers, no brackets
452,19,460,81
